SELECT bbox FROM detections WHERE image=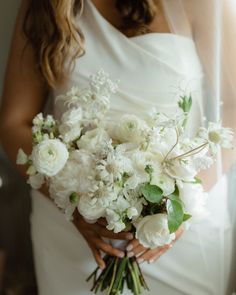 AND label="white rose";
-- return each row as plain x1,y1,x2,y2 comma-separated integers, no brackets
178,183,208,221
27,173,45,189
77,128,110,154
135,214,175,248
115,114,149,143
78,195,106,222
32,139,69,177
